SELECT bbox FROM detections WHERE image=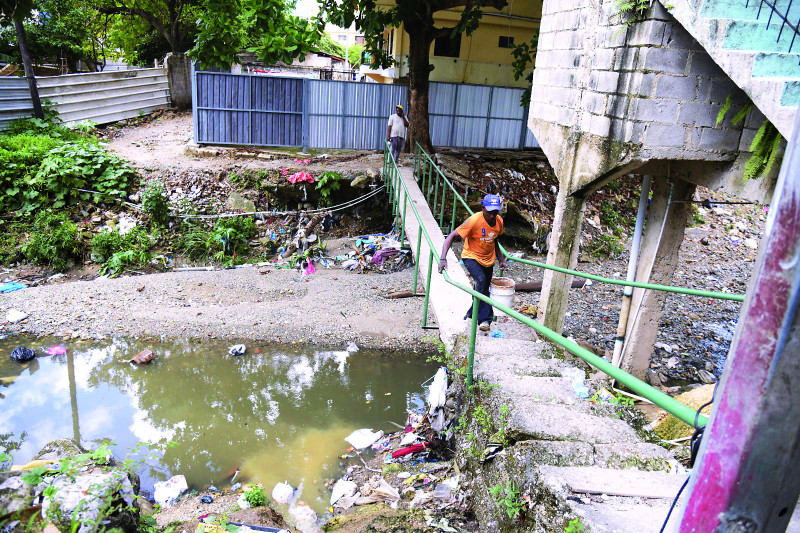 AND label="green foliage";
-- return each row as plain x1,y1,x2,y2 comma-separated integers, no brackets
22,211,82,271
315,171,341,207
715,94,732,128
613,0,650,30
0,219,29,264
565,517,585,533
745,119,783,182
243,484,267,507
0,451,10,469
190,0,322,70
317,32,345,58
589,233,624,258
92,227,152,277
511,34,538,106
179,217,255,265
488,481,525,520
142,179,170,226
